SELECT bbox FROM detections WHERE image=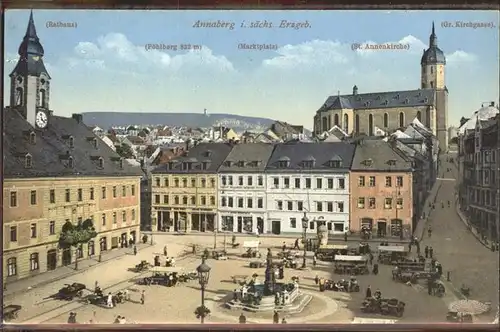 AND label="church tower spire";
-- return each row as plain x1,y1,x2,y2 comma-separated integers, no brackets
429,21,438,47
